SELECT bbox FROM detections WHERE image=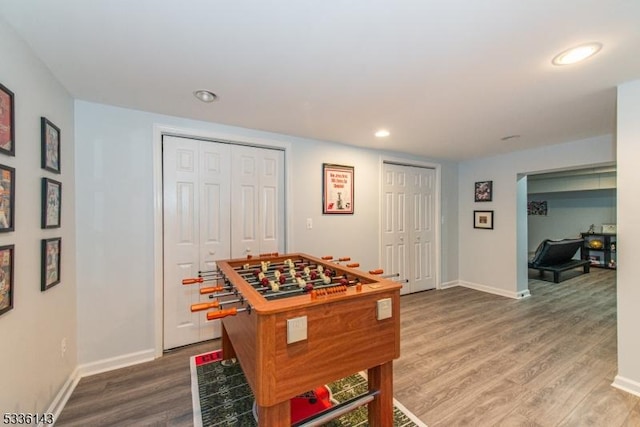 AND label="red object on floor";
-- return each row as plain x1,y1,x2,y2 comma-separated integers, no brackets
195,350,332,423
194,350,223,366
290,386,333,424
